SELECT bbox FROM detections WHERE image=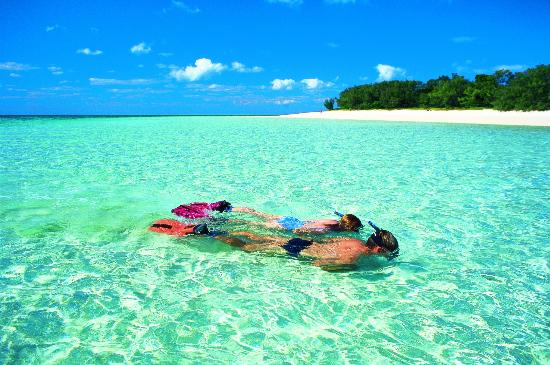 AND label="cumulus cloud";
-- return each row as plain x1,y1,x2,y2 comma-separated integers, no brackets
266,0,303,6
89,78,155,86
271,79,296,90
131,42,151,54
231,62,263,73
0,62,36,71
48,66,63,75
452,36,476,43
300,78,334,89
169,58,226,81
495,64,526,72
77,48,103,56
375,64,406,82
